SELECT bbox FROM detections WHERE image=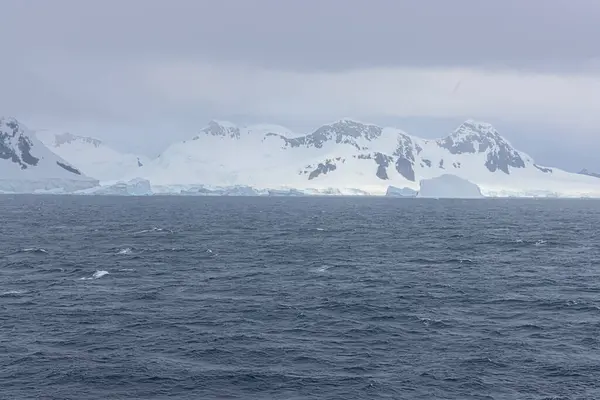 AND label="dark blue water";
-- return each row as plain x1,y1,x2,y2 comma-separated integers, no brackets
1,196,600,399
